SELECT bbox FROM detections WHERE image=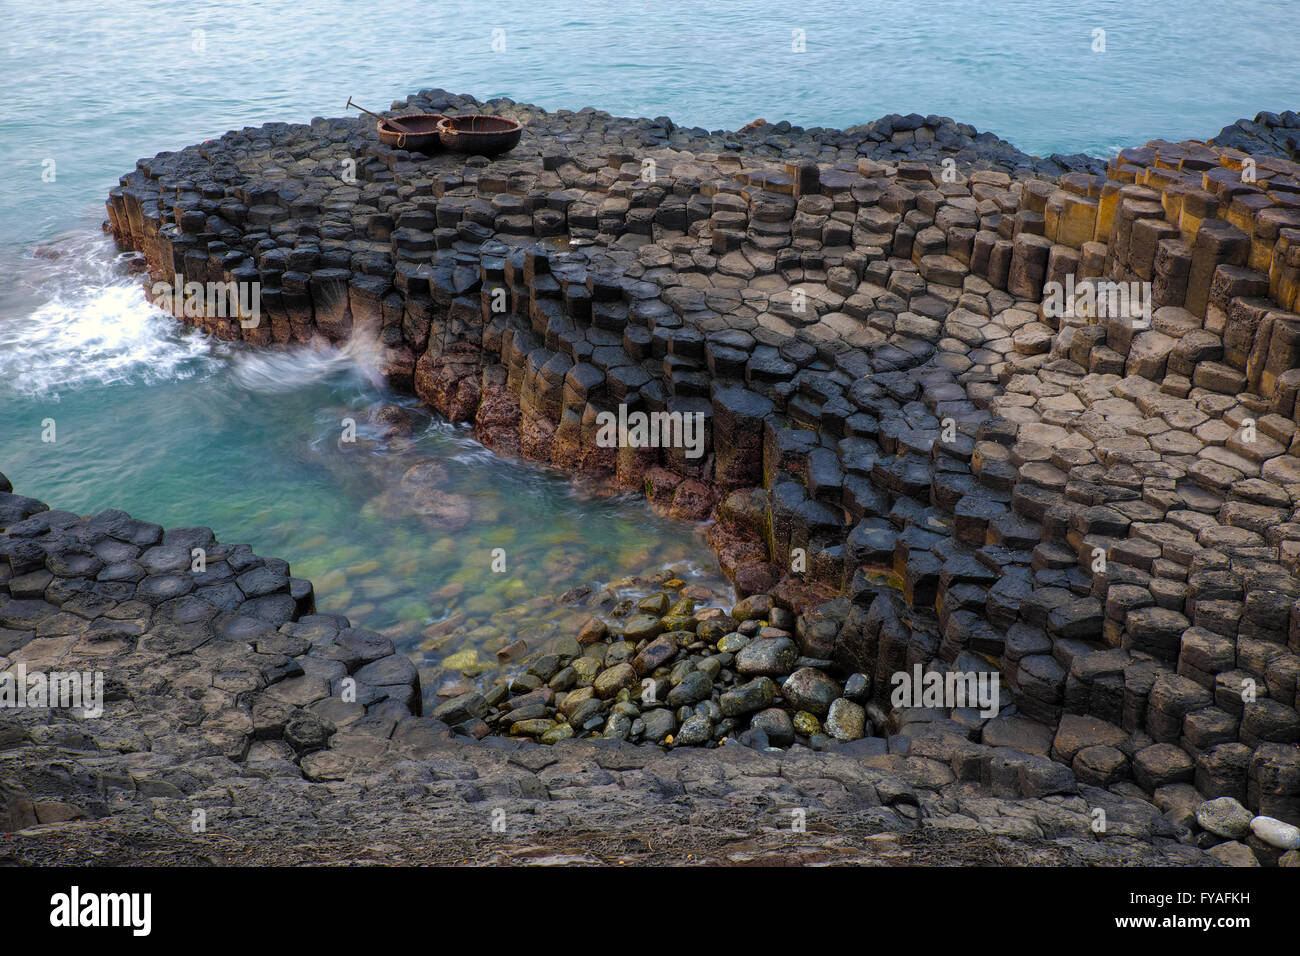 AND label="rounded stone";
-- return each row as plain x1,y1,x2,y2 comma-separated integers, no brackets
781,666,841,715
750,707,794,746
1249,815,1300,850
719,677,777,717
577,617,607,644
621,614,663,641
674,713,712,746
511,718,557,737
696,616,736,644
1195,796,1253,839
731,593,775,621
735,636,798,676
717,632,750,653
641,708,676,742
593,662,637,699
843,672,871,702
666,670,712,707
792,711,821,736
824,698,867,741
540,723,574,744
602,712,632,739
